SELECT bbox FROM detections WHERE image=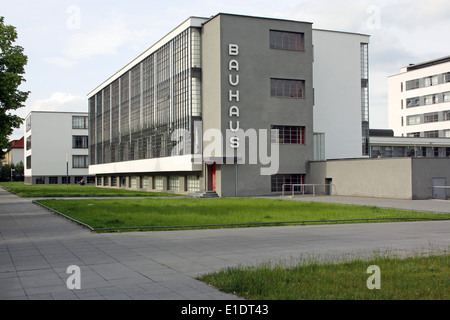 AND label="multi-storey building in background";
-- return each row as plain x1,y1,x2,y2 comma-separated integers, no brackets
24,111,93,184
87,13,371,196
388,56,450,138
